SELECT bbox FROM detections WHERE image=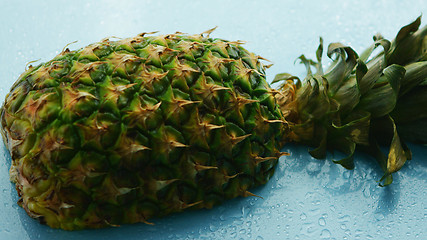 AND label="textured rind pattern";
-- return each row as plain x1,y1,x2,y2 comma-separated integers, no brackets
0,33,286,230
